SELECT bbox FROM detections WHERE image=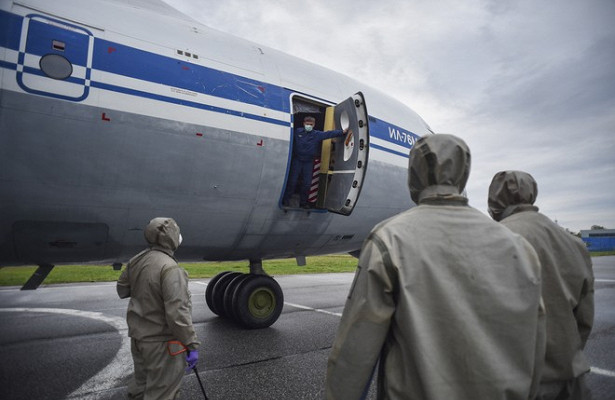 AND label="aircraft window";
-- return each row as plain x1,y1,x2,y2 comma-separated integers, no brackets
177,50,184,55
39,53,73,80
